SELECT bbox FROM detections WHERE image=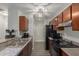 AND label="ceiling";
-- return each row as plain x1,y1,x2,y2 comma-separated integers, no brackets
16,3,71,24
0,3,8,11
0,3,71,22
15,3,71,18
